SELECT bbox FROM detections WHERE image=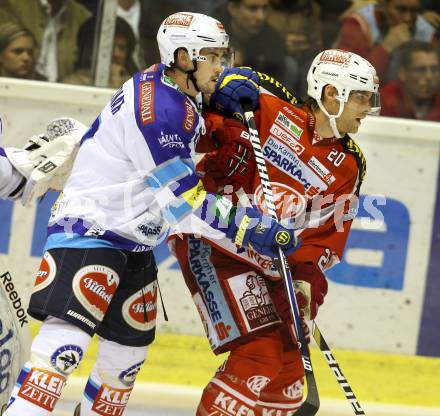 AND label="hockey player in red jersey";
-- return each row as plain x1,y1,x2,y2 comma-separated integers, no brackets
172,49,380,415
